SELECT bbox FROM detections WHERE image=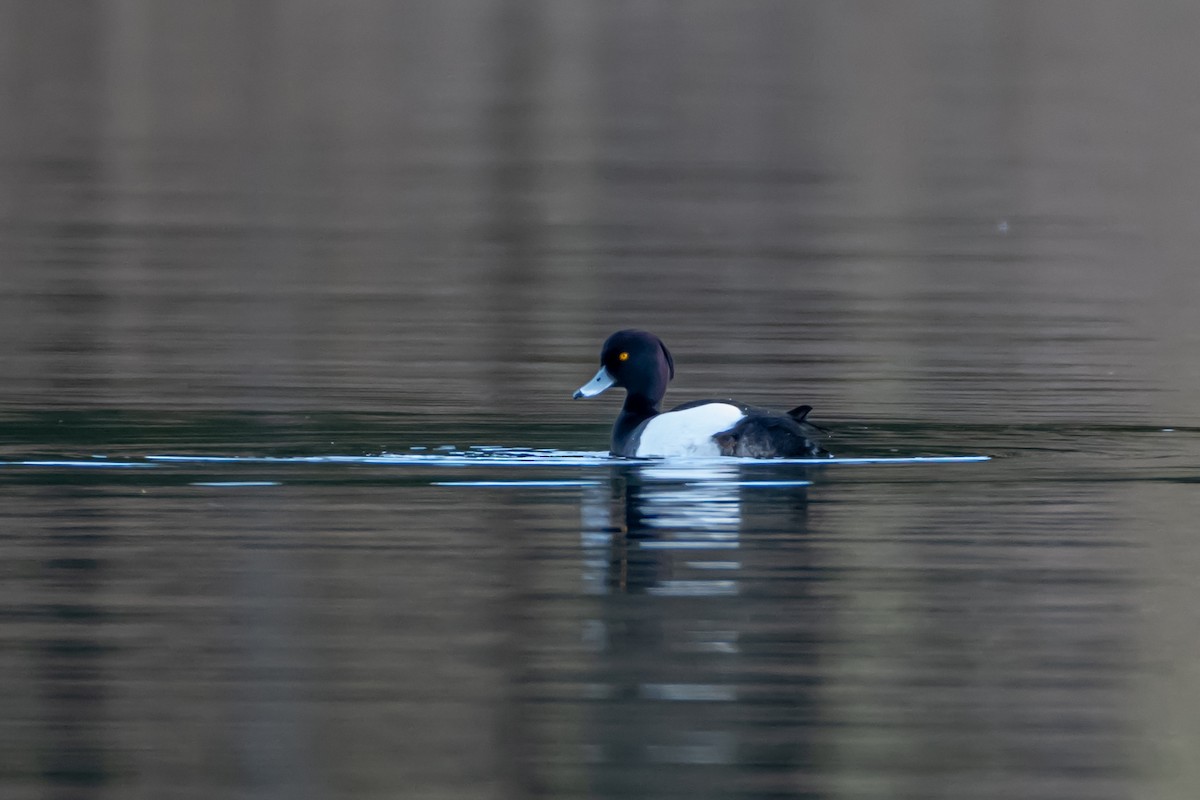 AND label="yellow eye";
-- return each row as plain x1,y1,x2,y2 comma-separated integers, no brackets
618,352,629,361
